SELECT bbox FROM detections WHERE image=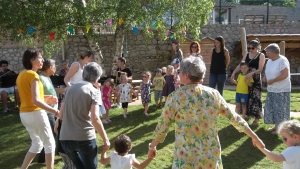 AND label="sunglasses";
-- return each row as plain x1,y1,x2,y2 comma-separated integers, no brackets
282,137,287,142
191,46,198,48
247,47,255,50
